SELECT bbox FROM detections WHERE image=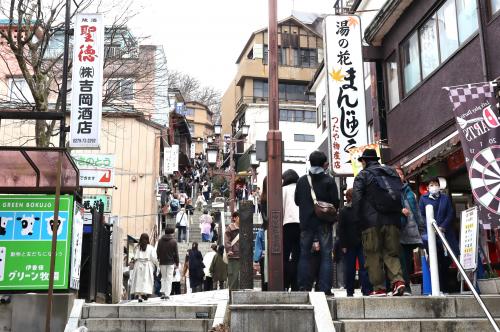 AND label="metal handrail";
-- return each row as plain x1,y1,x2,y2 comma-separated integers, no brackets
431,221,500,332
